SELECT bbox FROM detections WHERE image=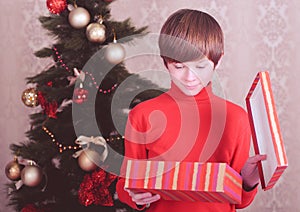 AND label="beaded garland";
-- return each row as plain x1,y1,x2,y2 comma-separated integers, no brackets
53,47,70,72
48,47,123,153
42,126,124,153
42,126,81,153
52,47,118,94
